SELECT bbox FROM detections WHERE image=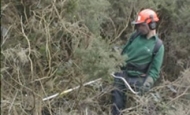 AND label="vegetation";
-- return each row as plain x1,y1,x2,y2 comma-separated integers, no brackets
1,0,190,115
